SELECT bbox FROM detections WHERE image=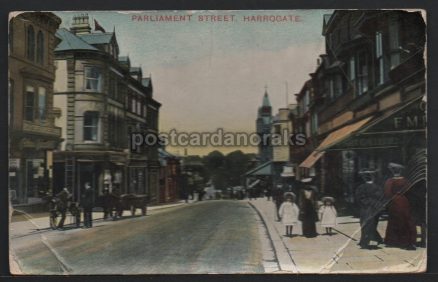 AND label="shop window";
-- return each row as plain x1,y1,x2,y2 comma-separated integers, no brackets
24,86,35,121
38,87,46,122
84,66,102,91
26,25,35,61
36,31,44,65
83,111,99,141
